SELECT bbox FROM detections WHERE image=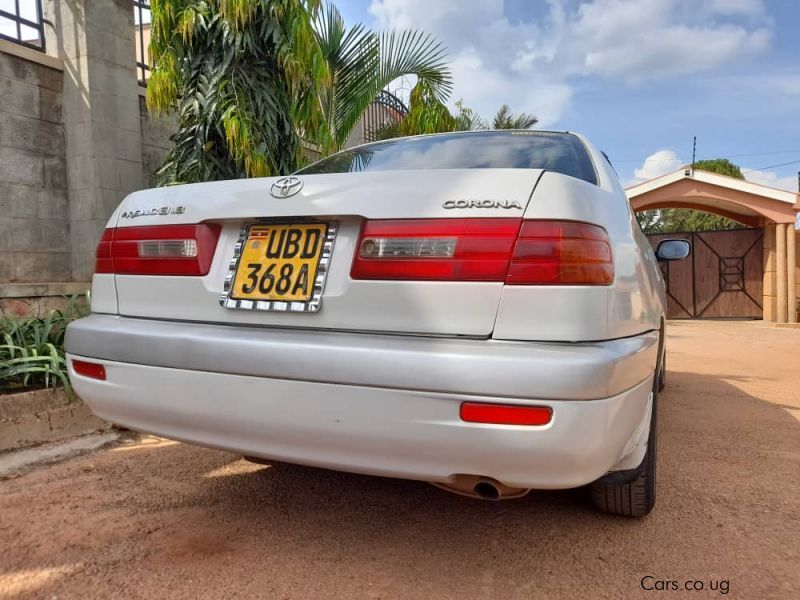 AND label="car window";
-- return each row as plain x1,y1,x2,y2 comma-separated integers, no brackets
298,131,598,185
